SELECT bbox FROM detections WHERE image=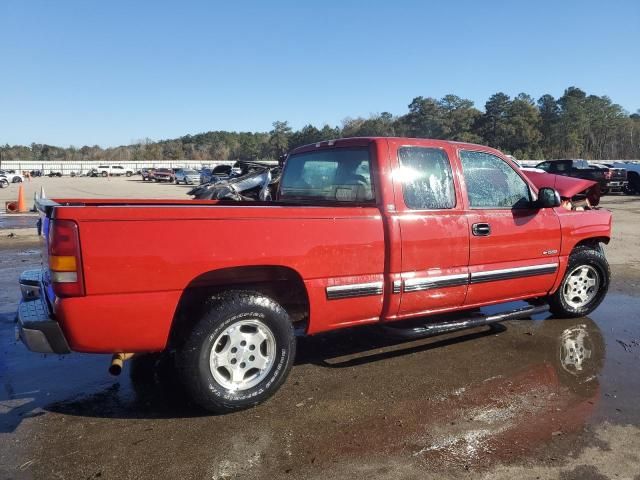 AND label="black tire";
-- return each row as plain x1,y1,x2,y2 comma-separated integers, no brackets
101,171,108,177
177,291,296,413
548,246,610,318
126,171,132,177
13,177,22,183
0,179,8,189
